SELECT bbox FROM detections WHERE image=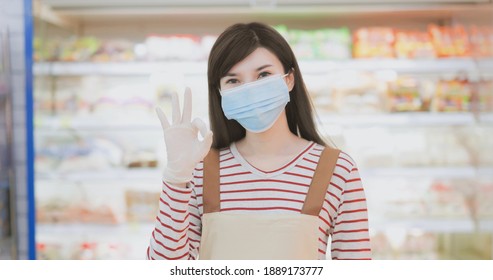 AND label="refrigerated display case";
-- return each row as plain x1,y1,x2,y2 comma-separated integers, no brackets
32,1,493,259
0,27,17,260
